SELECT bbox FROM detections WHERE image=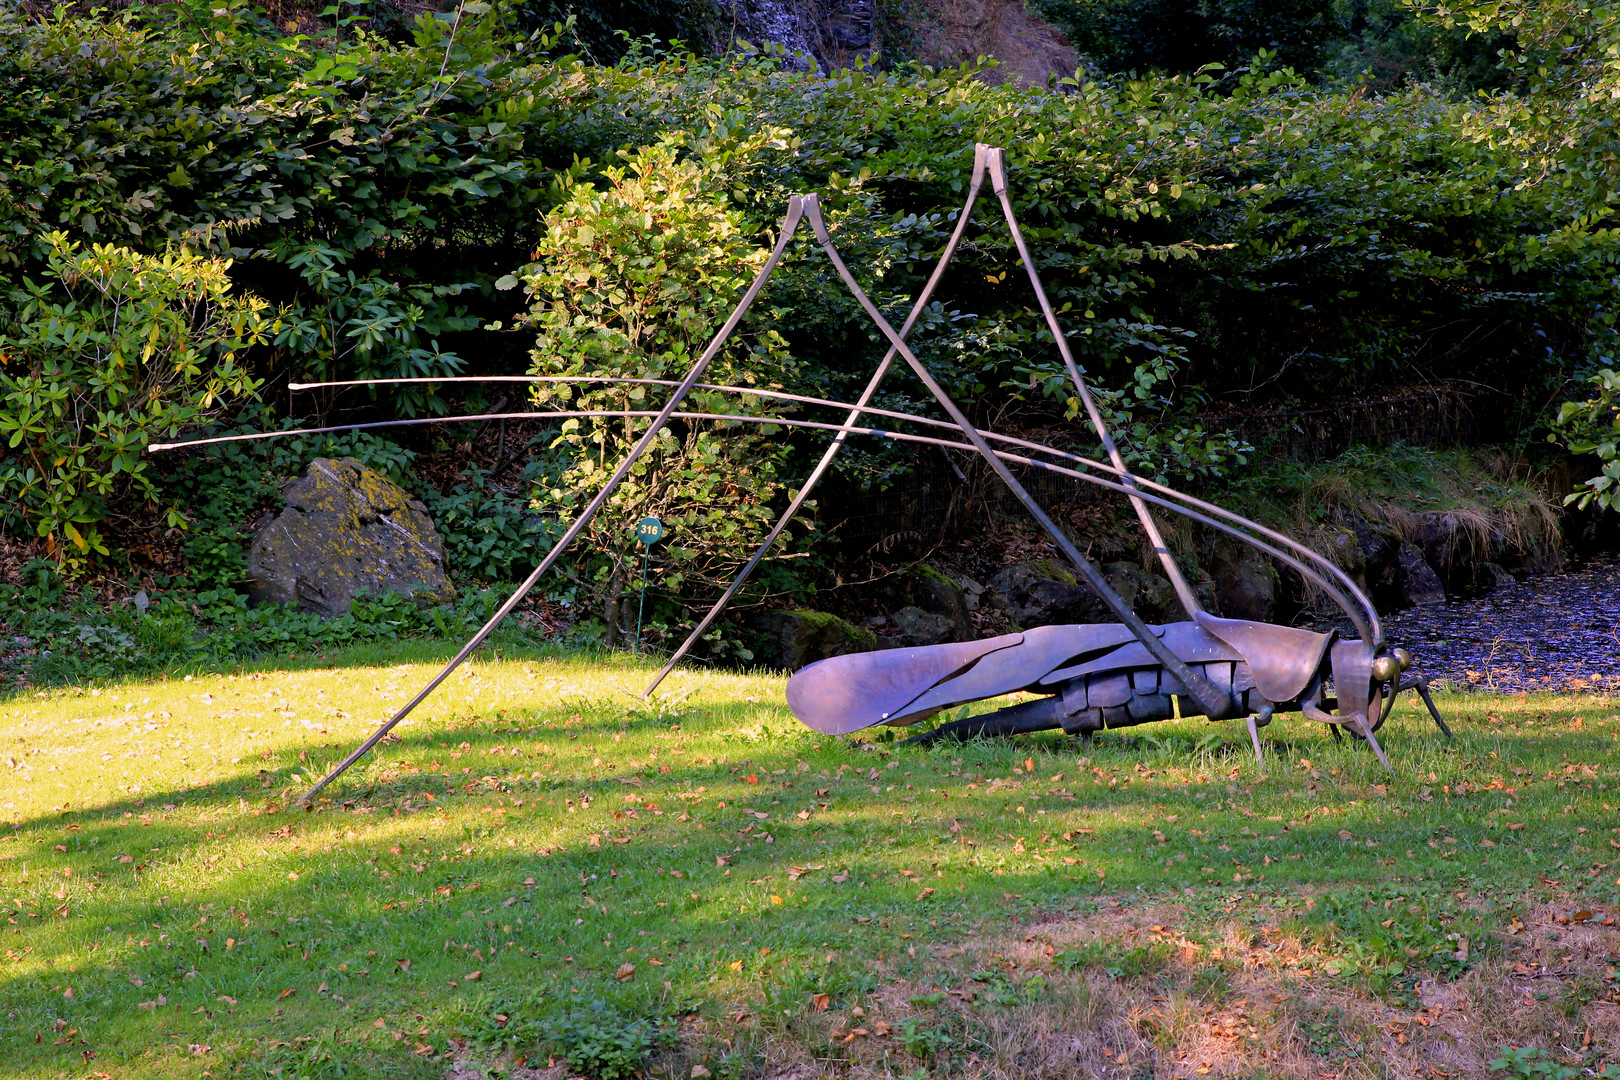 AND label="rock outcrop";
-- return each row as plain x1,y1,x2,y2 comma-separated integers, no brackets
888,605,955,647
753,610,877,670
986,560,1107,628
246,457,454,618
1395,541,1446,606
1208,536,1277,622
877,563,973,642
